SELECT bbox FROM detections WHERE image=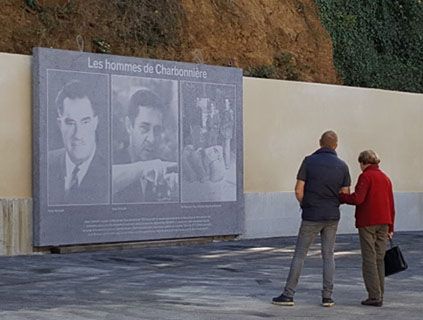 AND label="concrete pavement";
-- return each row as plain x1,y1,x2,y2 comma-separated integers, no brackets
0,232,422,319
